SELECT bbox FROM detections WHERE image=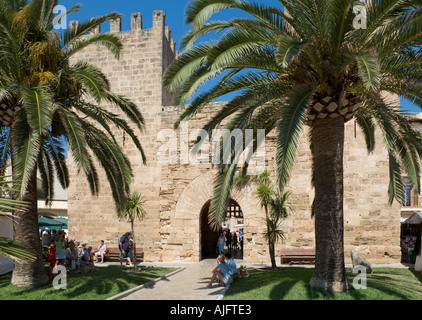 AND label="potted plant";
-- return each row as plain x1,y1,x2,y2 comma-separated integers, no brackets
238,265,249,278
